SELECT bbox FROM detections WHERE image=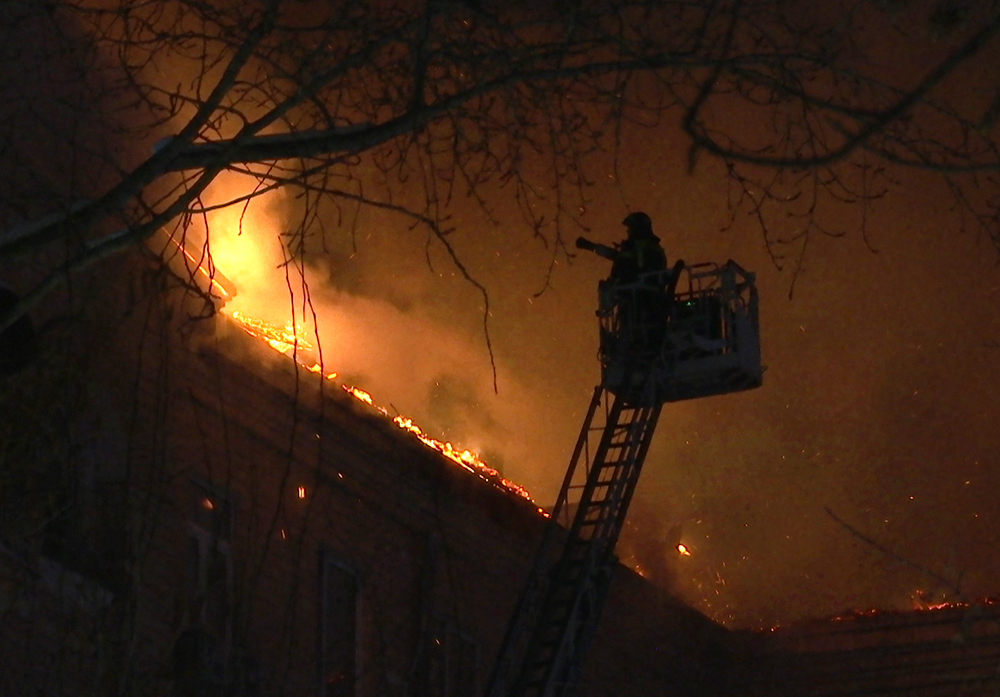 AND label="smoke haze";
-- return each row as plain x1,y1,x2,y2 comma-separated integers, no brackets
19,0,996,630
193,141,1000,629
